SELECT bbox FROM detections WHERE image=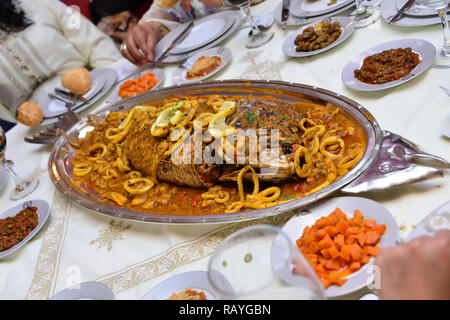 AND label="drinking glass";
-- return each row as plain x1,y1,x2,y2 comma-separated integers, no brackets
224,0,274,48
207,224,326,300
0,126,39,200
351,0,381,29
415,0,450,67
